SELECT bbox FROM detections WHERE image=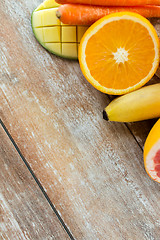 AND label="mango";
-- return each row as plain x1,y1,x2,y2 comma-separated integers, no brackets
31,0,88,59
